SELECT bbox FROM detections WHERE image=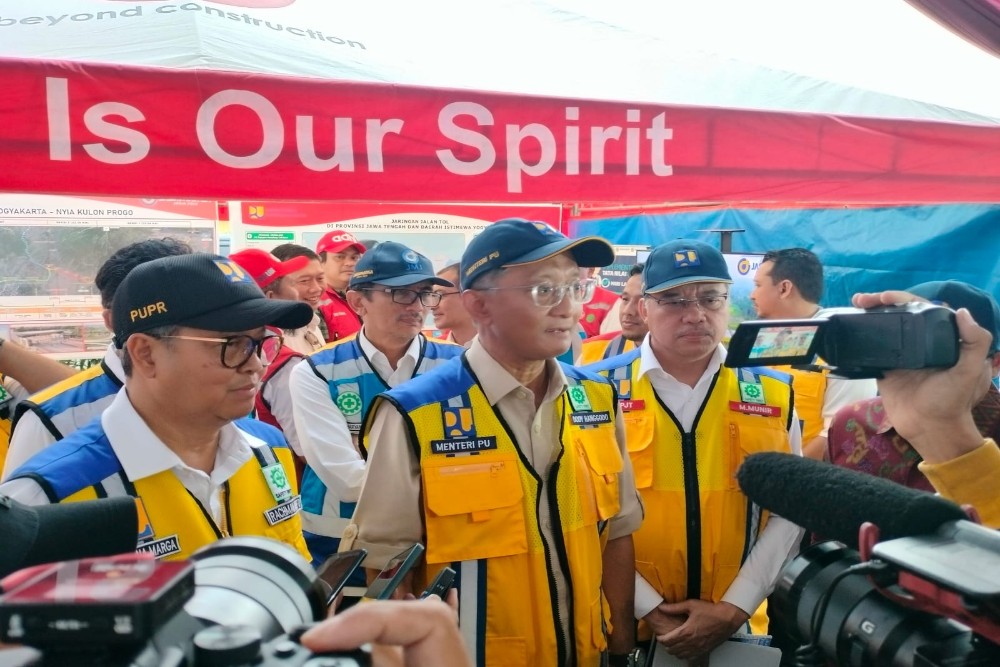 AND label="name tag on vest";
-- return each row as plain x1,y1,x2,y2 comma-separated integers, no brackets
569,411,612,426
136,534,181,560
619,399,645,412
430,437,498,454
264,495,303,526
729,401,782,418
